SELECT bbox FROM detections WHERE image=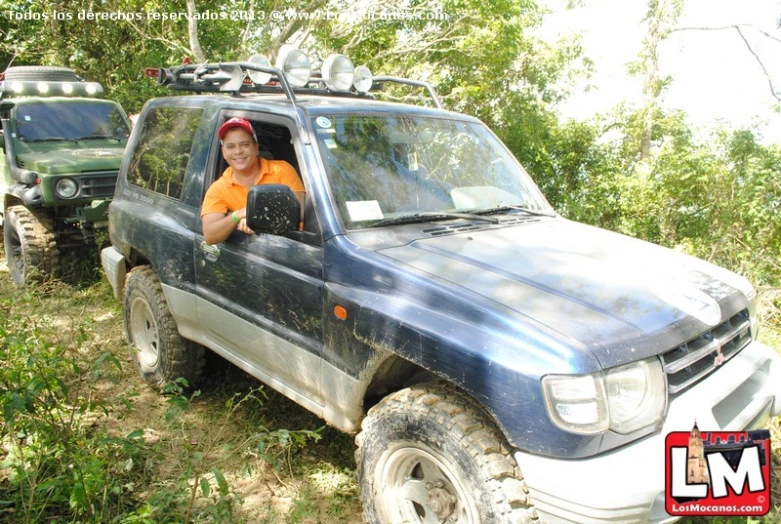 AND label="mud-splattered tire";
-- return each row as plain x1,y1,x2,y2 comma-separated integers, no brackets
3,66,80,82
123,265,205,389
3,205,60,286
356,383,537,524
